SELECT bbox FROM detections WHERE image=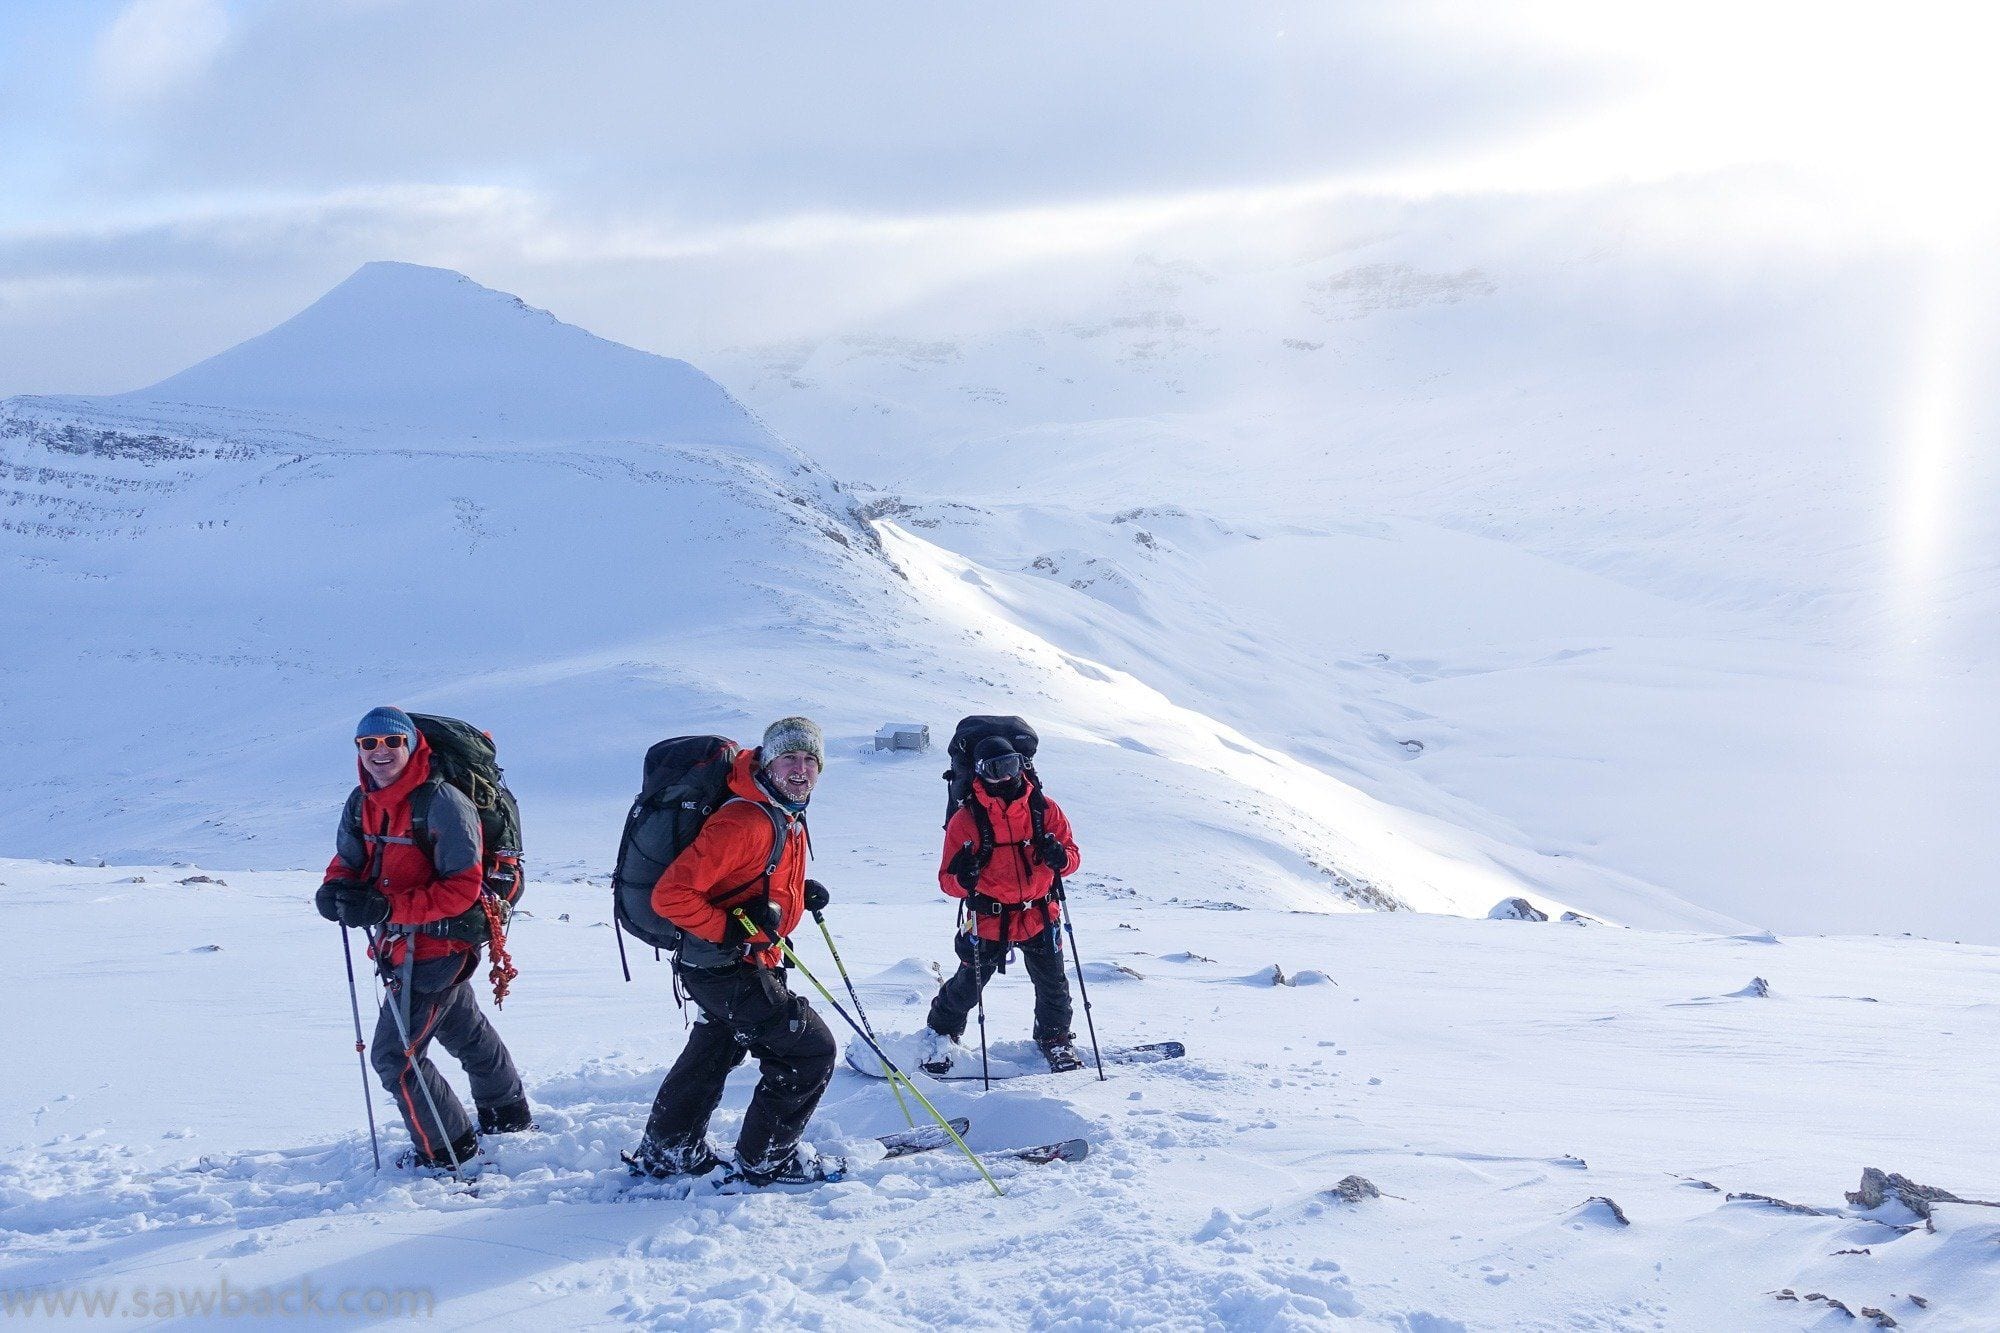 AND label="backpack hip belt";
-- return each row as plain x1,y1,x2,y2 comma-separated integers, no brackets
968,891,1051,916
